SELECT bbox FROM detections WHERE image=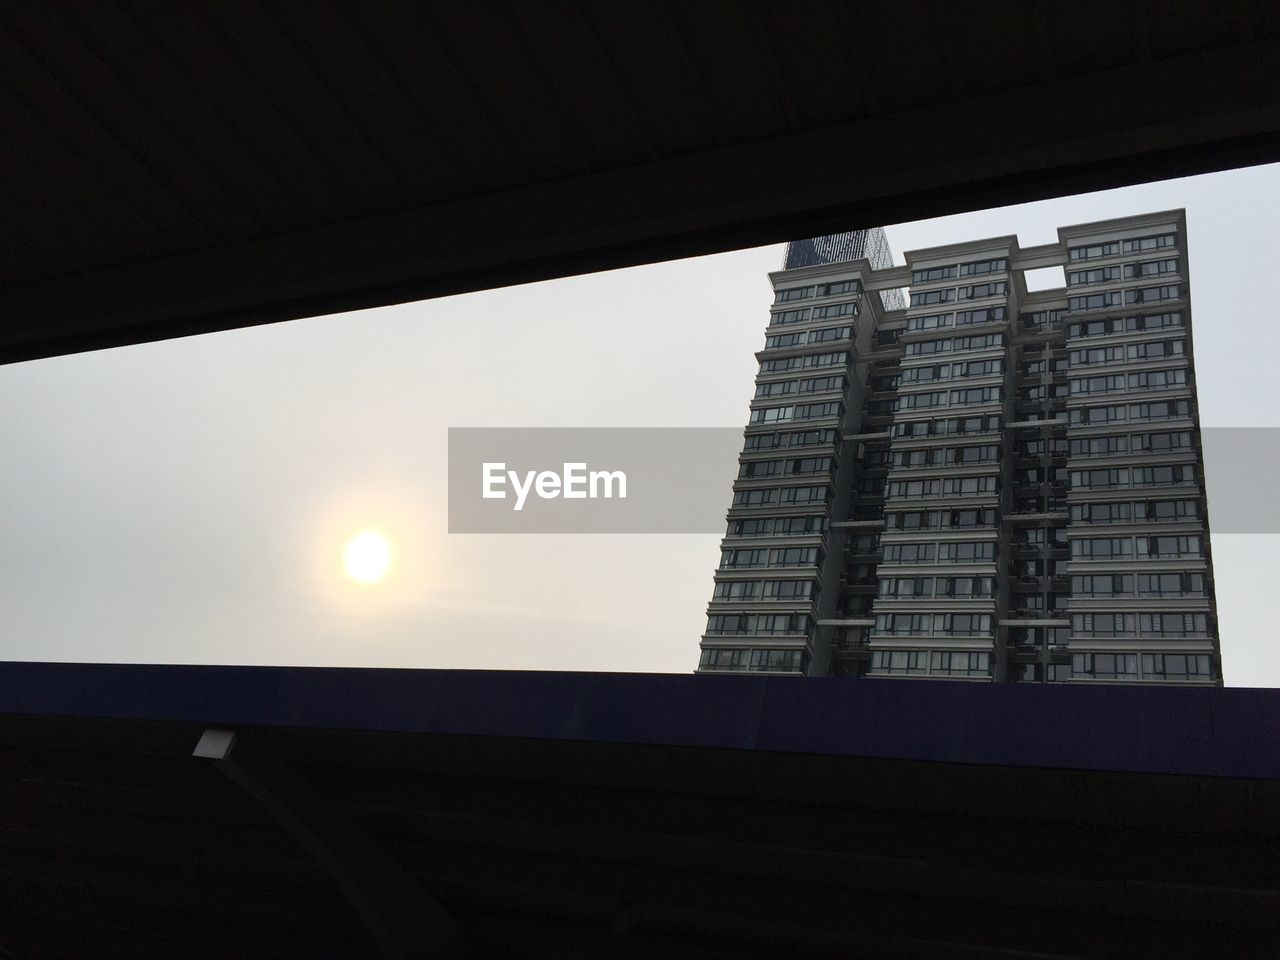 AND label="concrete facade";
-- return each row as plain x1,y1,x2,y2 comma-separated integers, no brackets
700,212,1220,685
